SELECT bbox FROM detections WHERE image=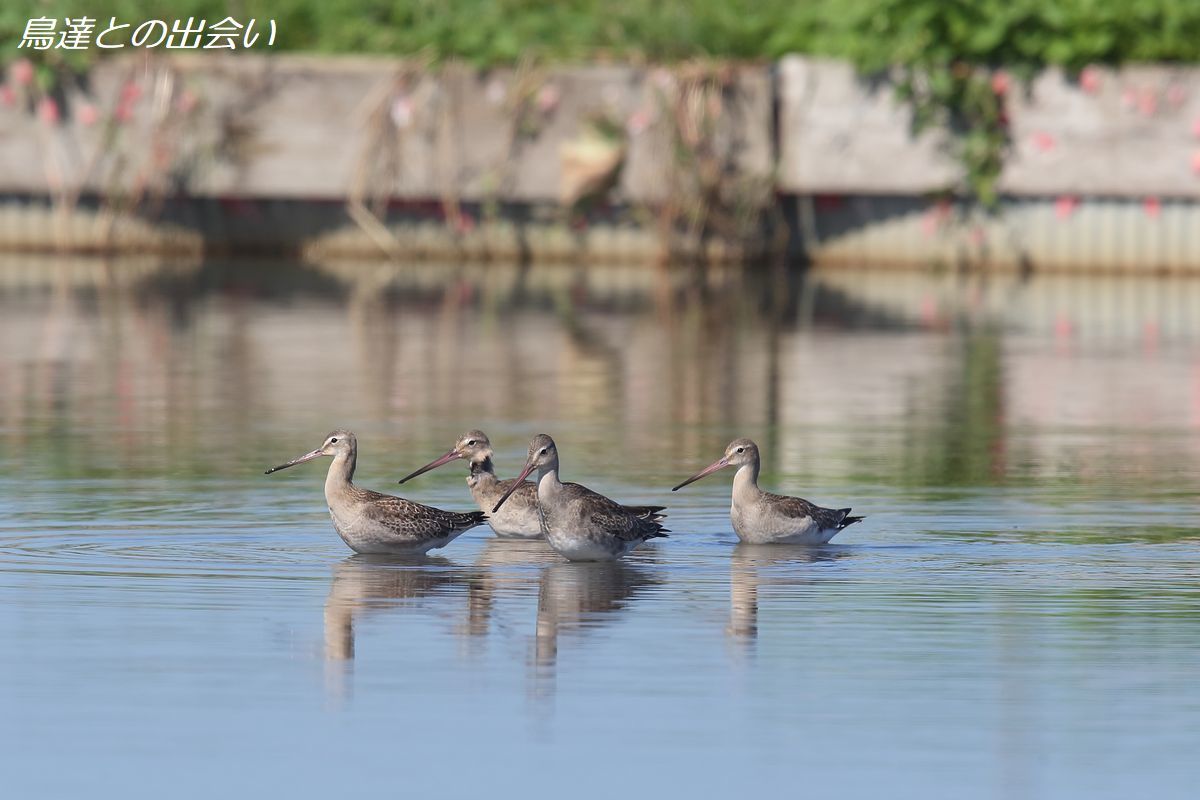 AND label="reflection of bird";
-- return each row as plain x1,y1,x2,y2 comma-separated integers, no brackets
674,438,863,544
533,560,658,669
728,543,850,643
494,434,667,561
266,430,486,554
461,536,561,638
323,555,467,661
